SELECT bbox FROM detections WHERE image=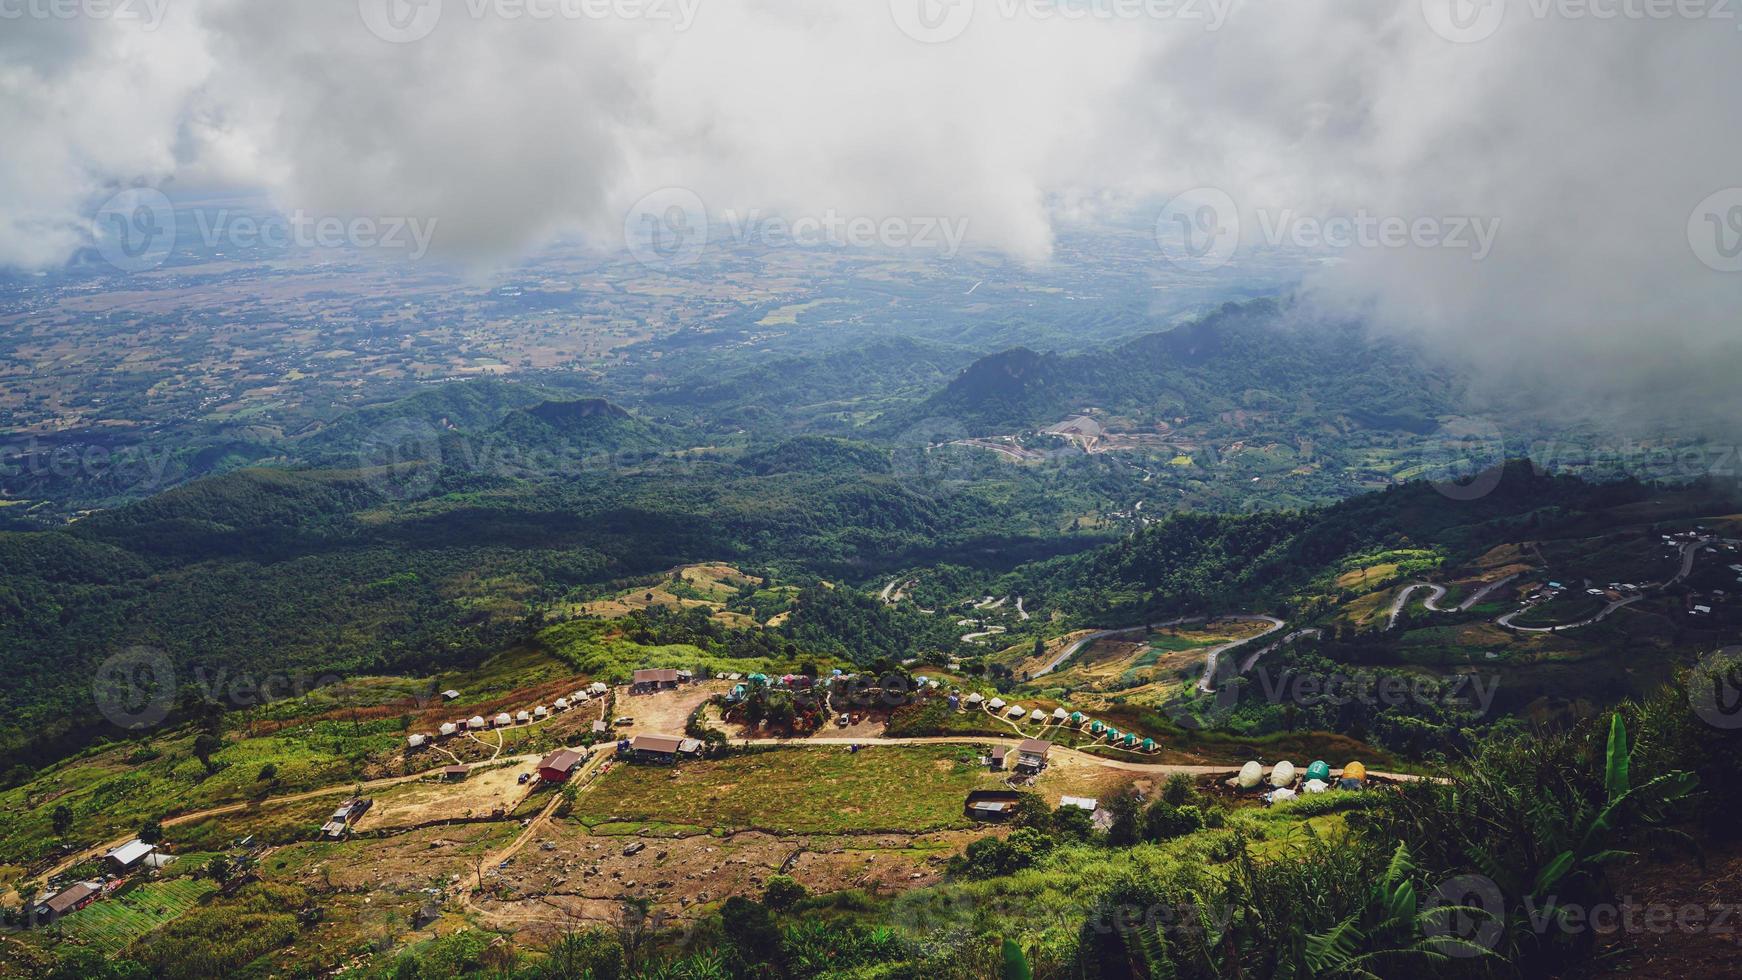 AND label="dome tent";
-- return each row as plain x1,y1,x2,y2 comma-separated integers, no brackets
1270,761,1297,788
1305,760,1332,783
1237,761,1264,789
